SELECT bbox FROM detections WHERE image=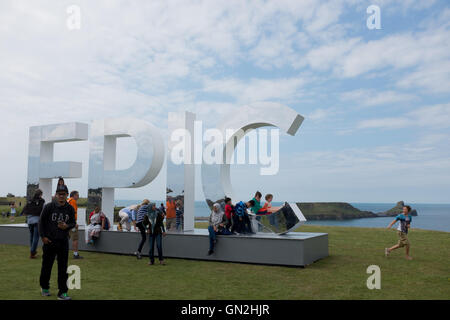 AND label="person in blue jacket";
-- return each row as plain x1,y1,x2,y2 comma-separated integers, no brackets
233,200,255,234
